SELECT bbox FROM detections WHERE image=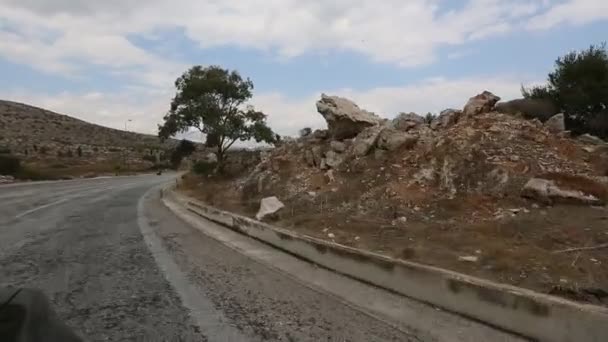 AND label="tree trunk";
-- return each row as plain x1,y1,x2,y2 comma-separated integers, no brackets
216,147,226,174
